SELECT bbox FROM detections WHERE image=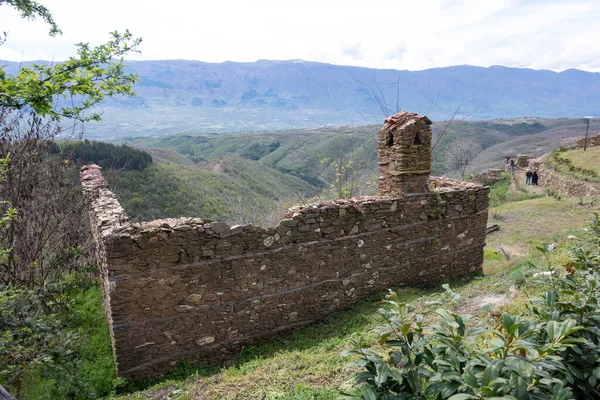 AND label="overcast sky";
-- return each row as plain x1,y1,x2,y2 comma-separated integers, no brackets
1,0,599,72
